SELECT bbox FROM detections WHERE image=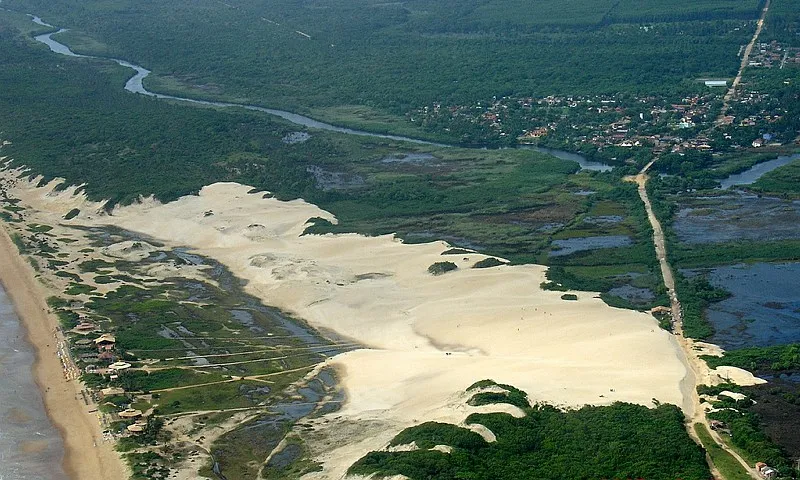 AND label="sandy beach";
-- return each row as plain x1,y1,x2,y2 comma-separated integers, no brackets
0,166,770,479
2,176,693,477
0,227,128,480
